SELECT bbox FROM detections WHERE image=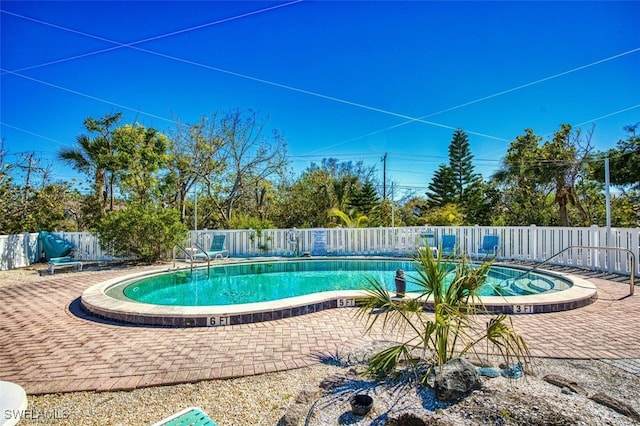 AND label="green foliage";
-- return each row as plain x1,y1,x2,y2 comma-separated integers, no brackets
369,198,396,227
426,164,455,208
356,251,530,383
494,125,593,226
112,124,169,204
95,204,188,263
462,179,501,225
6,112,637,234
58,112,123,218
590,124,640,190
328,207,369,228
493,128,554,226
420,203,464,226
448,128,478,202
227,214,274,251
163,116,226,223
348,179,380,216
425,129,495,224
271,169,334,228
227,214,273,230
0,183,75,233
427,129,479,209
